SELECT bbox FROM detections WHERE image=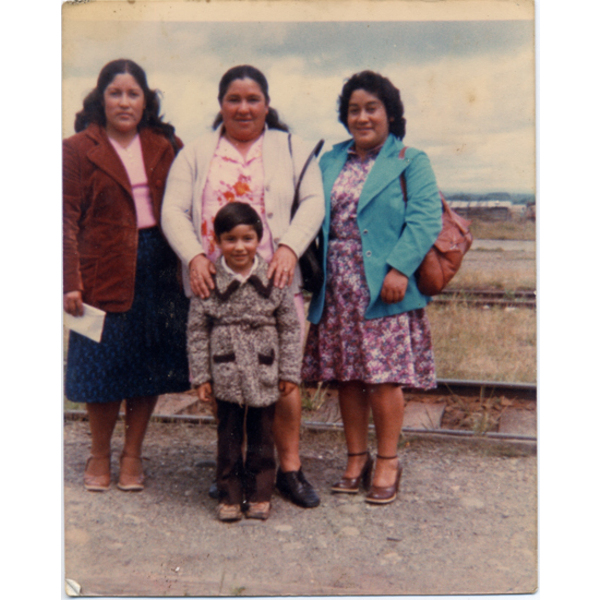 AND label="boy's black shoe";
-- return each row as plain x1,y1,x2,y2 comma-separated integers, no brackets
276,467,320,508
208,480,219,499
